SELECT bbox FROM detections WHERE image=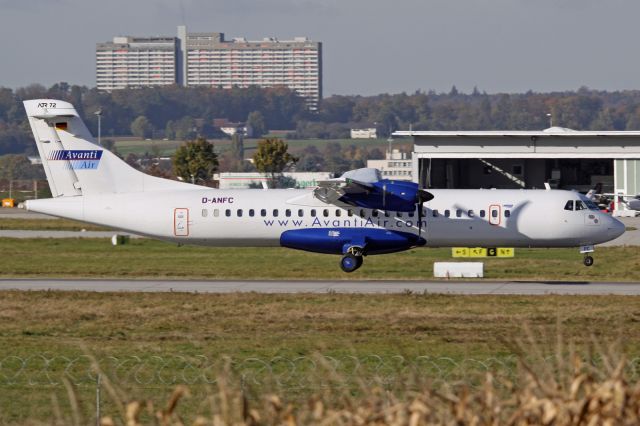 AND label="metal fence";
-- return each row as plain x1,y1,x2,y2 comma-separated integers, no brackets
2,354,639,389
